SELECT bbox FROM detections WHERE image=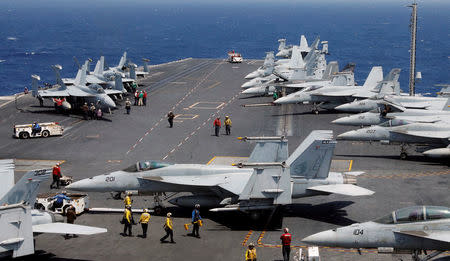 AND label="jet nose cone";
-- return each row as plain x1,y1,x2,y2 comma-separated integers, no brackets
242,87,261,95
66,179,90,191
245,72,259,79
334,103,355,112
104,97,117,109
273,96,292,105
302,230,337,246
336,130,358,140
331,116,354,126
241,81,253,88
